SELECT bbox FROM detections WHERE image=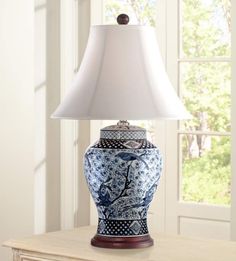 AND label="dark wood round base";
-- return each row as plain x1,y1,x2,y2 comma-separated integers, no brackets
91,234,154,249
